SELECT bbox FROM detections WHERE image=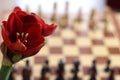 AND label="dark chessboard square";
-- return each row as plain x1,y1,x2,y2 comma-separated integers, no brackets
96,57,108,64
50,66,57,75
34,77,39,80
108,47,120,54
113,67,120,75
16,66,23,74
104,32,114,37
76,31,88,37
52,31,61,36
49,47,62,54
101,77,107,80
83,66,90,75
34,56,47,64
64,39,76,45
66,56,79,64
79,47,92,54
92,39,104,45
